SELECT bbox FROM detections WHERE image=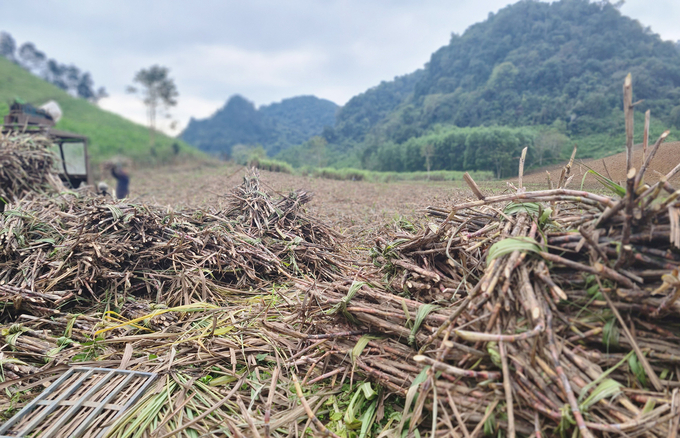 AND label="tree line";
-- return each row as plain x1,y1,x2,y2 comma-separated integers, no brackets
0,31,107,102
361,126,549,178
277,124,570,178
